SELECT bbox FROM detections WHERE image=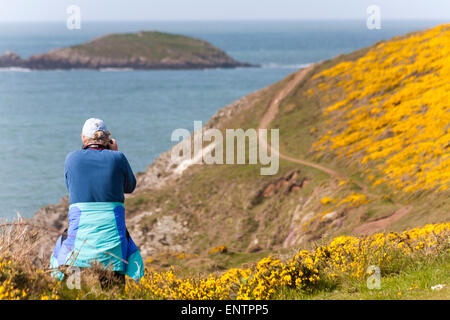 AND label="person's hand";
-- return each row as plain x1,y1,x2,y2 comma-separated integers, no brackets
109,139,118,151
